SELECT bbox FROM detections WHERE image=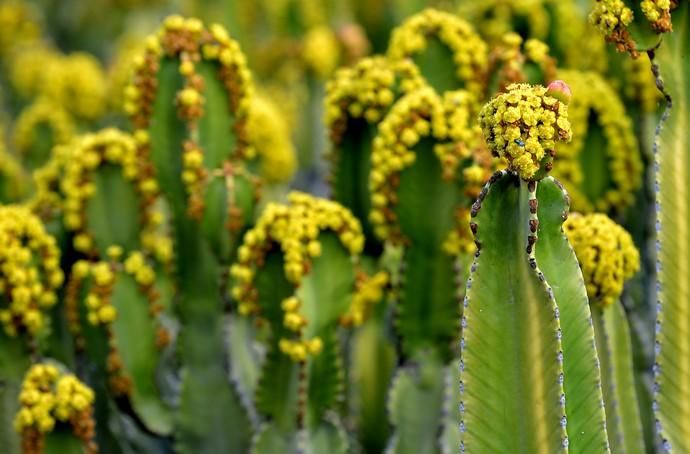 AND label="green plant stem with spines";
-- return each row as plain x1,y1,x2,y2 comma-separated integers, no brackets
535,178,609,452
394,138,463,362
149,57,251,453
461,172,569,453
592,300,645,453
652,3,690,451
